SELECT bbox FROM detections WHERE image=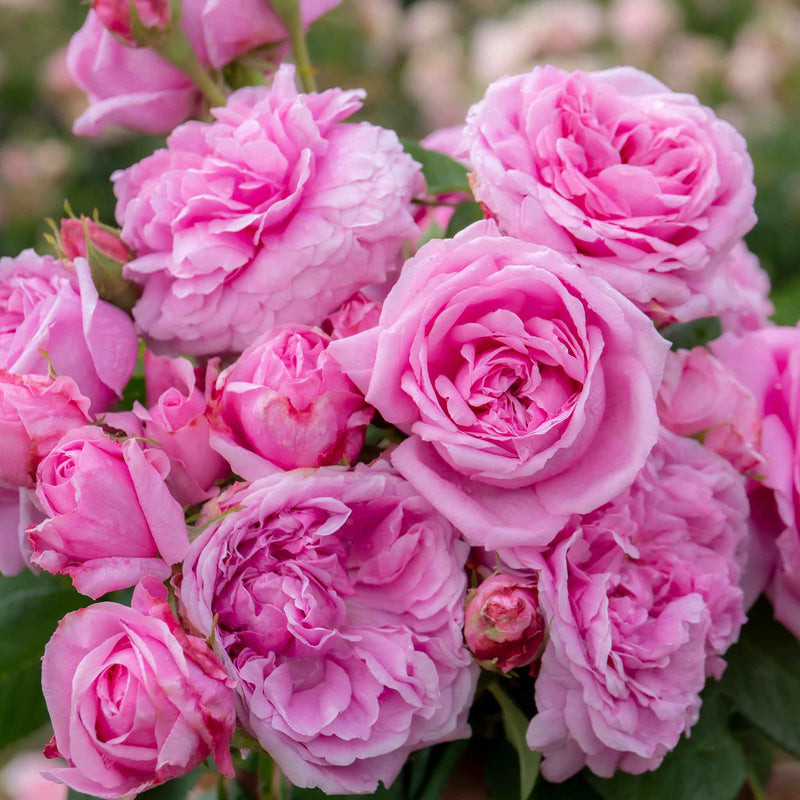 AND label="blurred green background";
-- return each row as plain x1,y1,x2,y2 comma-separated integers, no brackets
0,0,799,322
